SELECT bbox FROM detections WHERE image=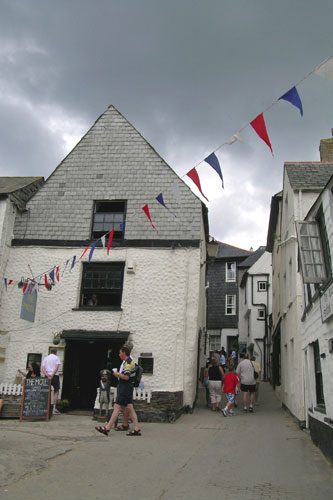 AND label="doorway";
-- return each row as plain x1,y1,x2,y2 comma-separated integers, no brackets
62,339,124,409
